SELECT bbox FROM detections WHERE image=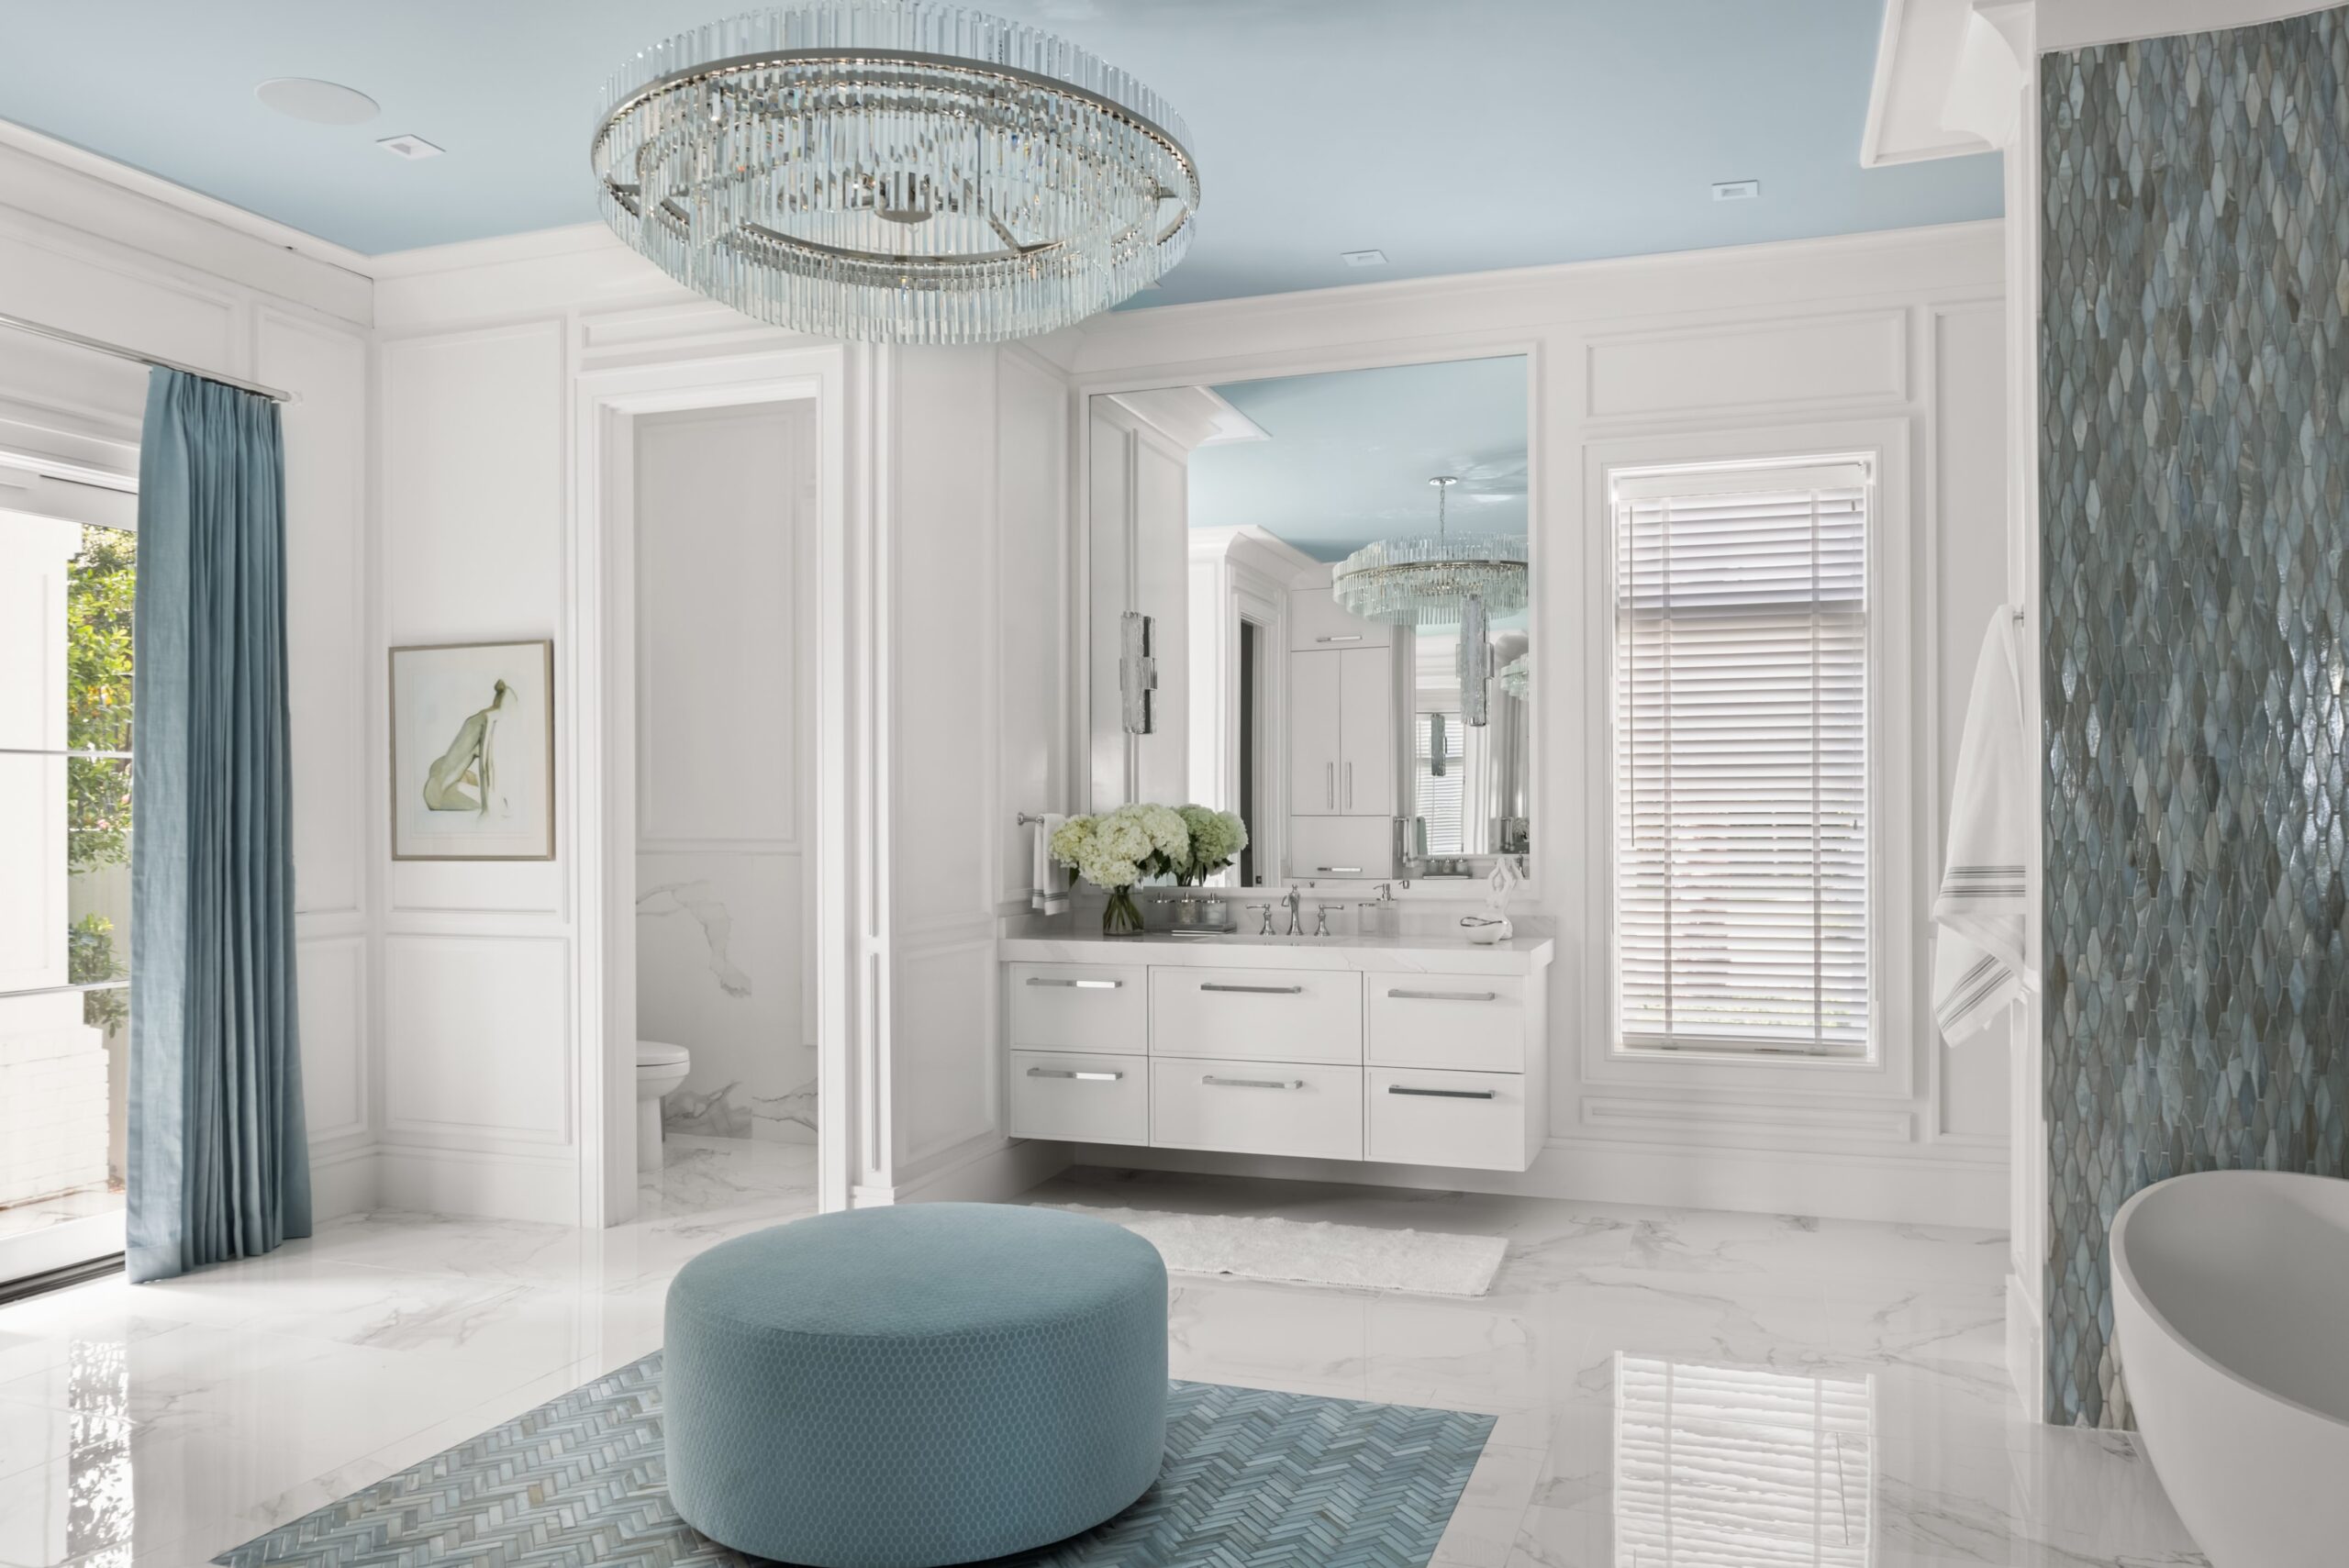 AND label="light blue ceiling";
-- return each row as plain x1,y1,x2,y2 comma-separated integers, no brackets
0,2,2000,306
1191,358,1529,563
